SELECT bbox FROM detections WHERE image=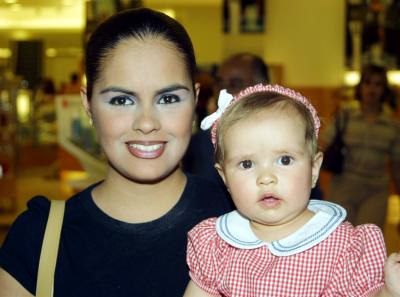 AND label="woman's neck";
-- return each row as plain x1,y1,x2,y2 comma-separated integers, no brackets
361,101,381,118
91,167,187,223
